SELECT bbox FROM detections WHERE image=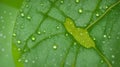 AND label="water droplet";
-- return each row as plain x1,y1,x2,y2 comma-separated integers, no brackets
102,41,106,44
26,5,29,8
96,13,99,17
76,0,80,3
65,33,68,36
78,9,83,13
31,36,36,41
18,59,22,62
117,37,120,39
18,48,21,51
105,6,108,9
111,55,115,58
93,37,96,40
74,42,77,45
100,60,104,63
60,0,64,4
25,59,28,63
103,34,107,38
43,30,46,33
1,48,5,52
53,45,57,50
20,13,25,17
108,36,111,39
32,60,35,63
56,26,60,29
12,33,16,37
112,61,115,64
37,31,41,35
17,40,21,44
27,16,31,20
